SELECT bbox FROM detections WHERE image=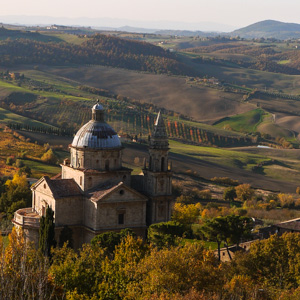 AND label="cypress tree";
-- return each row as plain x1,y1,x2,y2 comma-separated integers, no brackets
39,206,56,257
